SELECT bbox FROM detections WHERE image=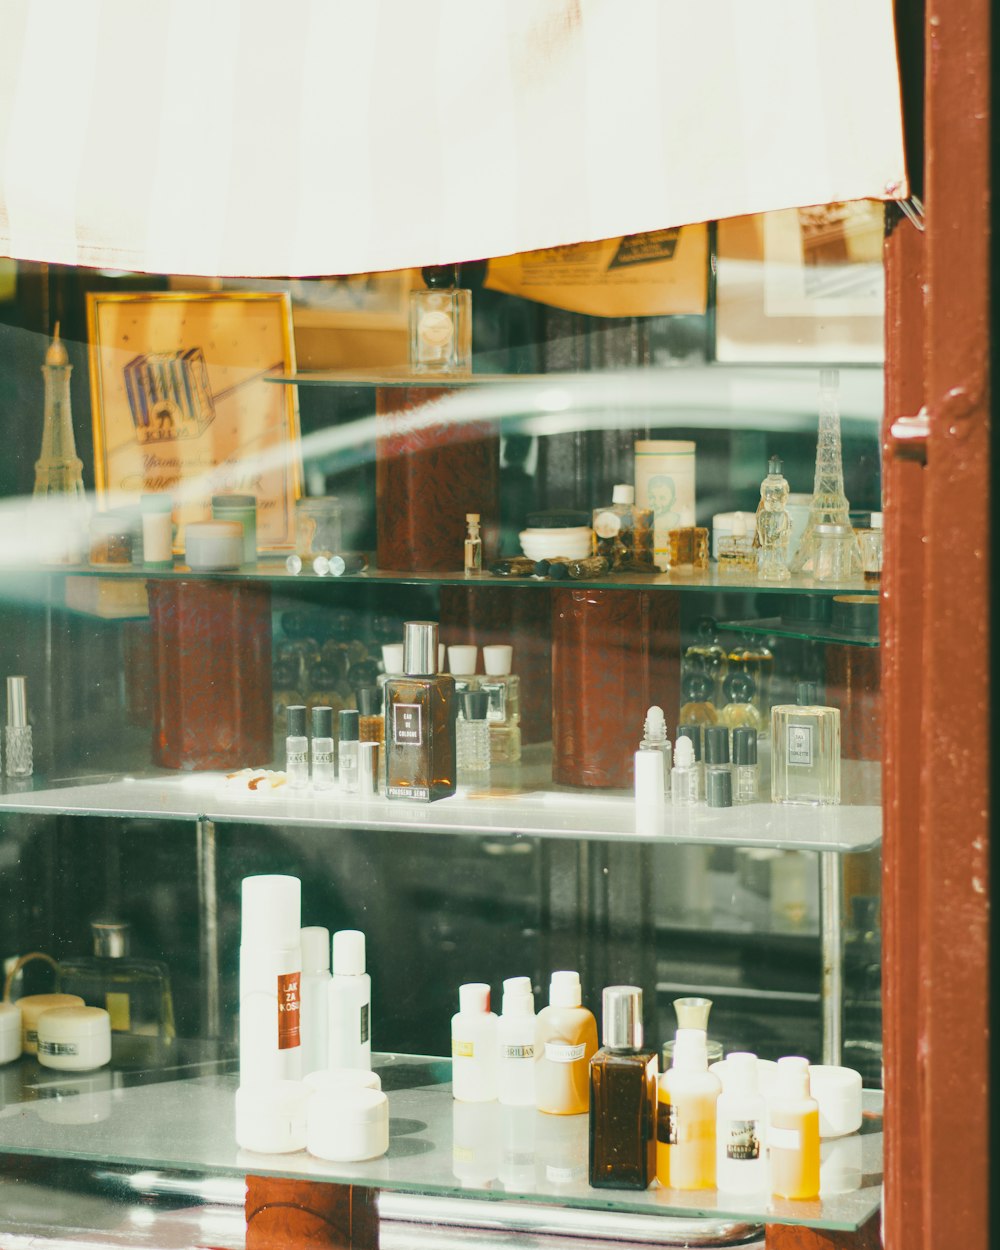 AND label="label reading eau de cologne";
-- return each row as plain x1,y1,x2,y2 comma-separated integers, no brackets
393,703,422,746
786,723,814,767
